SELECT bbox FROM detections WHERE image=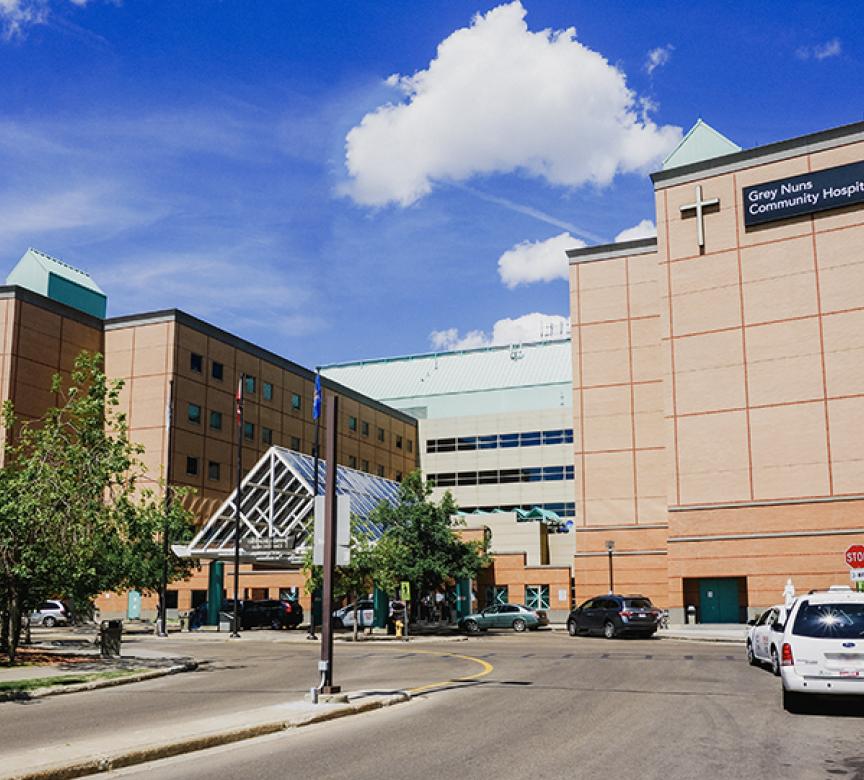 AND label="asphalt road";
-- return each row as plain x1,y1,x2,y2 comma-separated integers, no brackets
84,632,864,780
